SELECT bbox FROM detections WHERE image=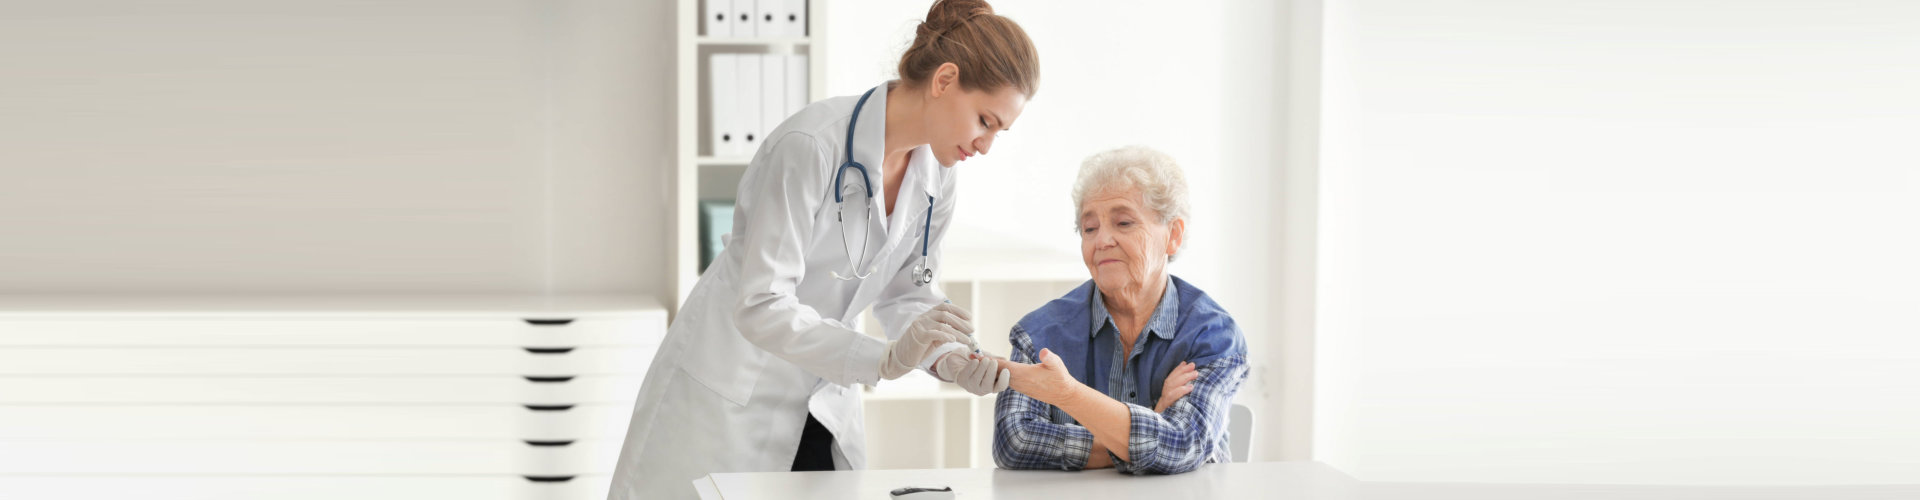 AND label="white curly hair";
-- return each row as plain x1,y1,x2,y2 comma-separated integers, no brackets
1070,145,1191,261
